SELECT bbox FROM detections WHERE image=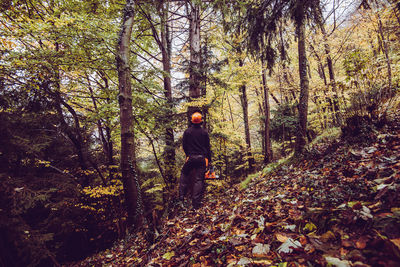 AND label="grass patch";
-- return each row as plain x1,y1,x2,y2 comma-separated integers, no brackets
308,127,341,148
239,152,294,190
239,172,259,190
